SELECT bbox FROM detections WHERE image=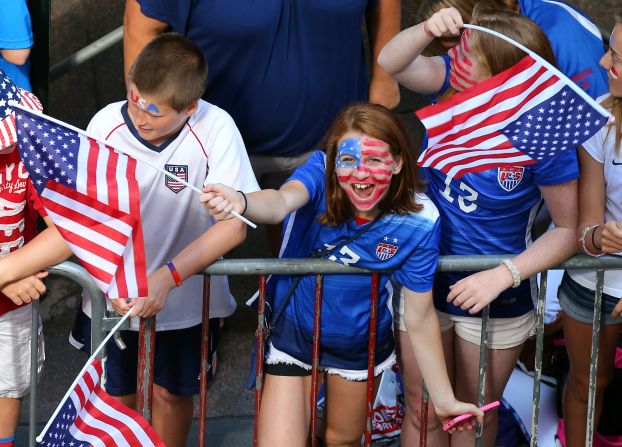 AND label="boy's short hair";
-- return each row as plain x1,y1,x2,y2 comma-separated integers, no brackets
128,33,207,112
